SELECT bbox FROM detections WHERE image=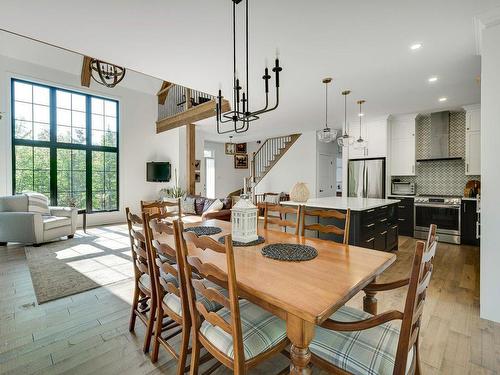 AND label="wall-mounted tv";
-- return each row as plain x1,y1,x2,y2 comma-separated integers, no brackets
146,162,171,182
